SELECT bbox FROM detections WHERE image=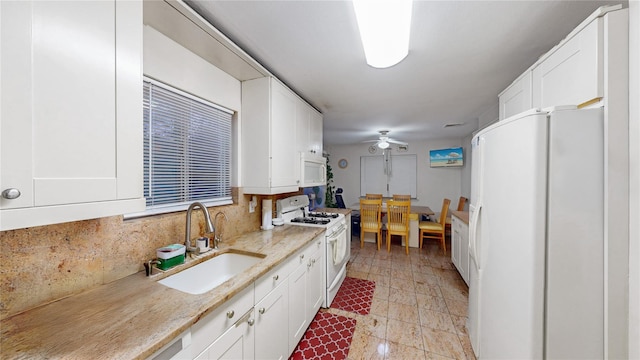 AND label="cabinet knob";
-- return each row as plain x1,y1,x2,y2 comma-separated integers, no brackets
312,259,316,264
259,307,266,314
1,188,20,200
300,254,304,260
273,274,279,281
226,310,235,319
248,318,255,326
